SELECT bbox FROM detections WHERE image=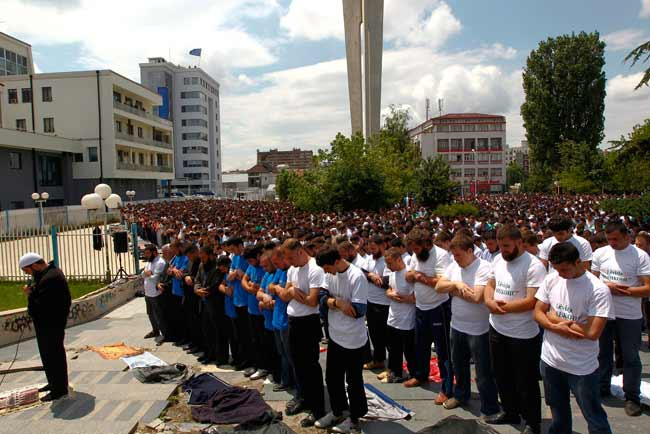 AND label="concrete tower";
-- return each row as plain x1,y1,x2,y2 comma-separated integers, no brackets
343,0,384,138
